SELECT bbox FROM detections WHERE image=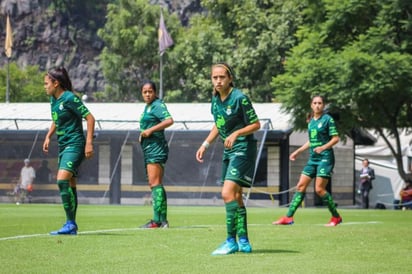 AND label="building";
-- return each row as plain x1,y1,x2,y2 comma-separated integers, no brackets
0,102,355,207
